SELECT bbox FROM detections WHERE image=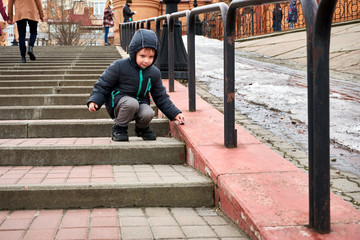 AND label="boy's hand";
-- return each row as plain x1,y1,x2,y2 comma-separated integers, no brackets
88,102,98,112
174,113,185,125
